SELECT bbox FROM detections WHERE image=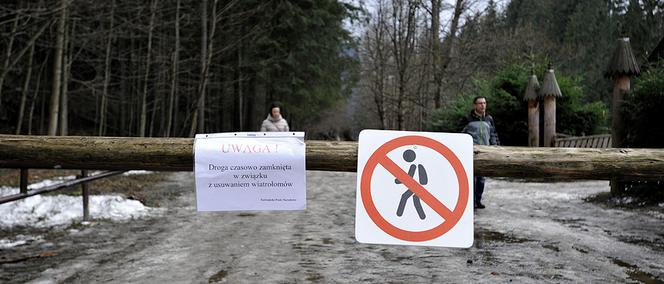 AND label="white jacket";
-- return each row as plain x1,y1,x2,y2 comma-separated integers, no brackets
260,114,289,132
